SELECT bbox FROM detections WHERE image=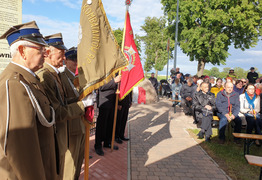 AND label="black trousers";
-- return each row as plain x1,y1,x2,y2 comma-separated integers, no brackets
116,105,130,139
95,106,115,149
181,98,193,114
201,115,213,137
